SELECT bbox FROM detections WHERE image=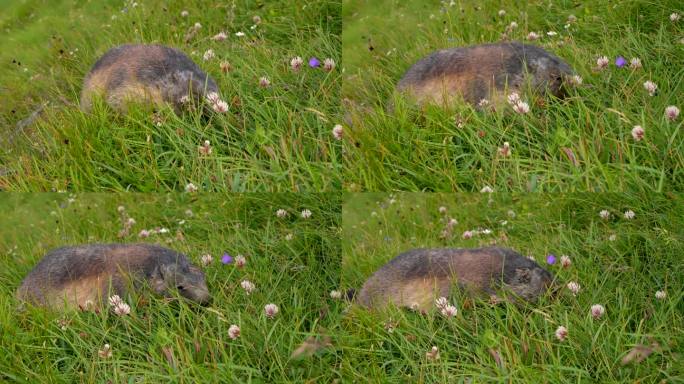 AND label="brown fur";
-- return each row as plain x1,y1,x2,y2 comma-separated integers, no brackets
80,44,219,113
396,42,574,109
356,247,553,311
16,243,210,310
